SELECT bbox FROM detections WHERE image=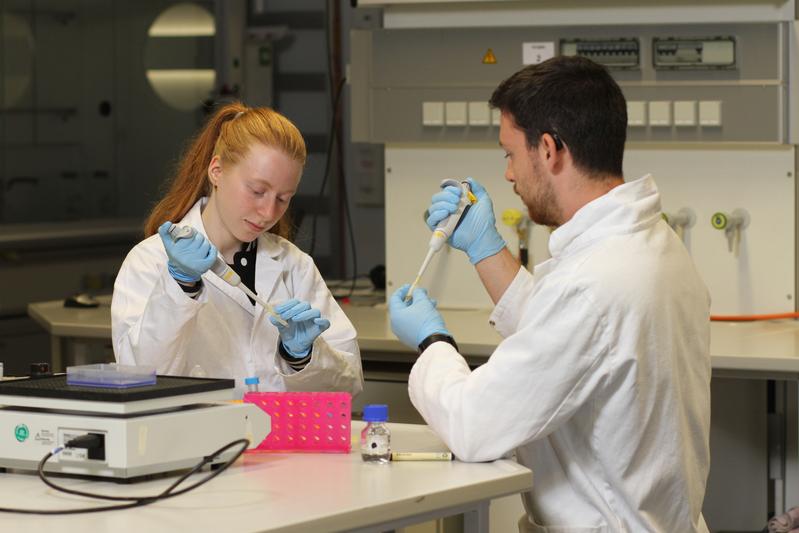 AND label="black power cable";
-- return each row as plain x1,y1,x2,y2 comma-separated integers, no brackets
308,76,346,259
0,438,249,515
339,127,359,299
308,0,338,259
310,0,359,299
